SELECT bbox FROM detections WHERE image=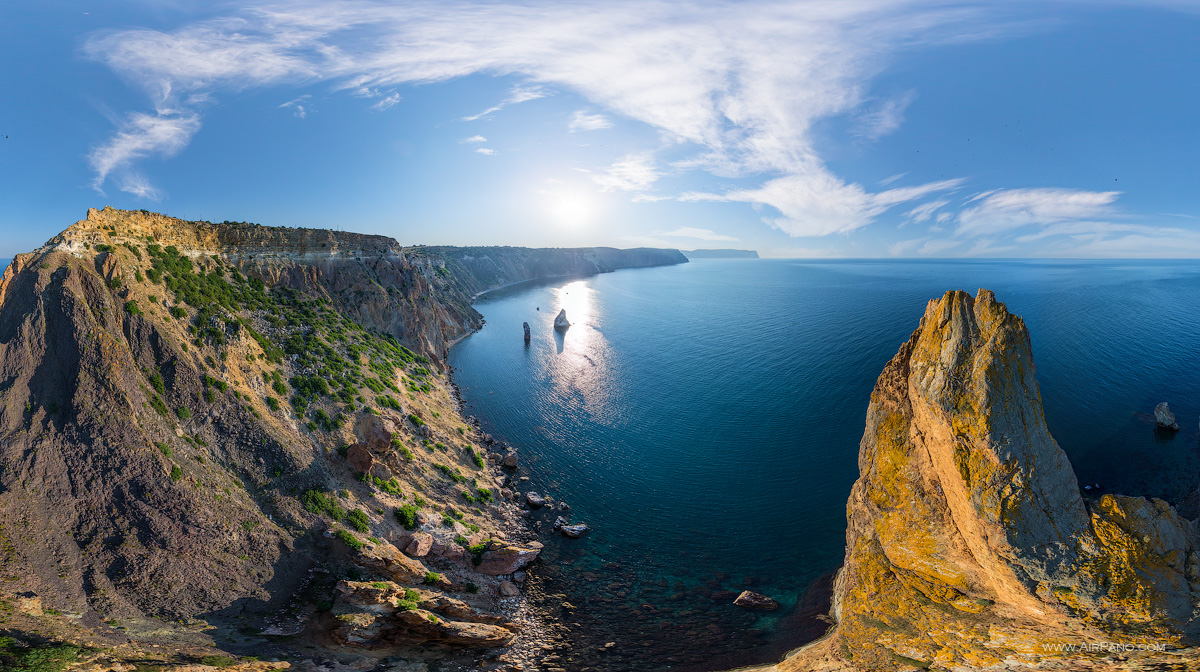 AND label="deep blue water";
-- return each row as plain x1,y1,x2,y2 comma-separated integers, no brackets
451,259,1200,671
0,258,10,274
